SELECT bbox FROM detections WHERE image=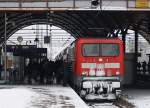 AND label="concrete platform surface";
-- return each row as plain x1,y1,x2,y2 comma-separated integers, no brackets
123,88,150,108
0,85,88,108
